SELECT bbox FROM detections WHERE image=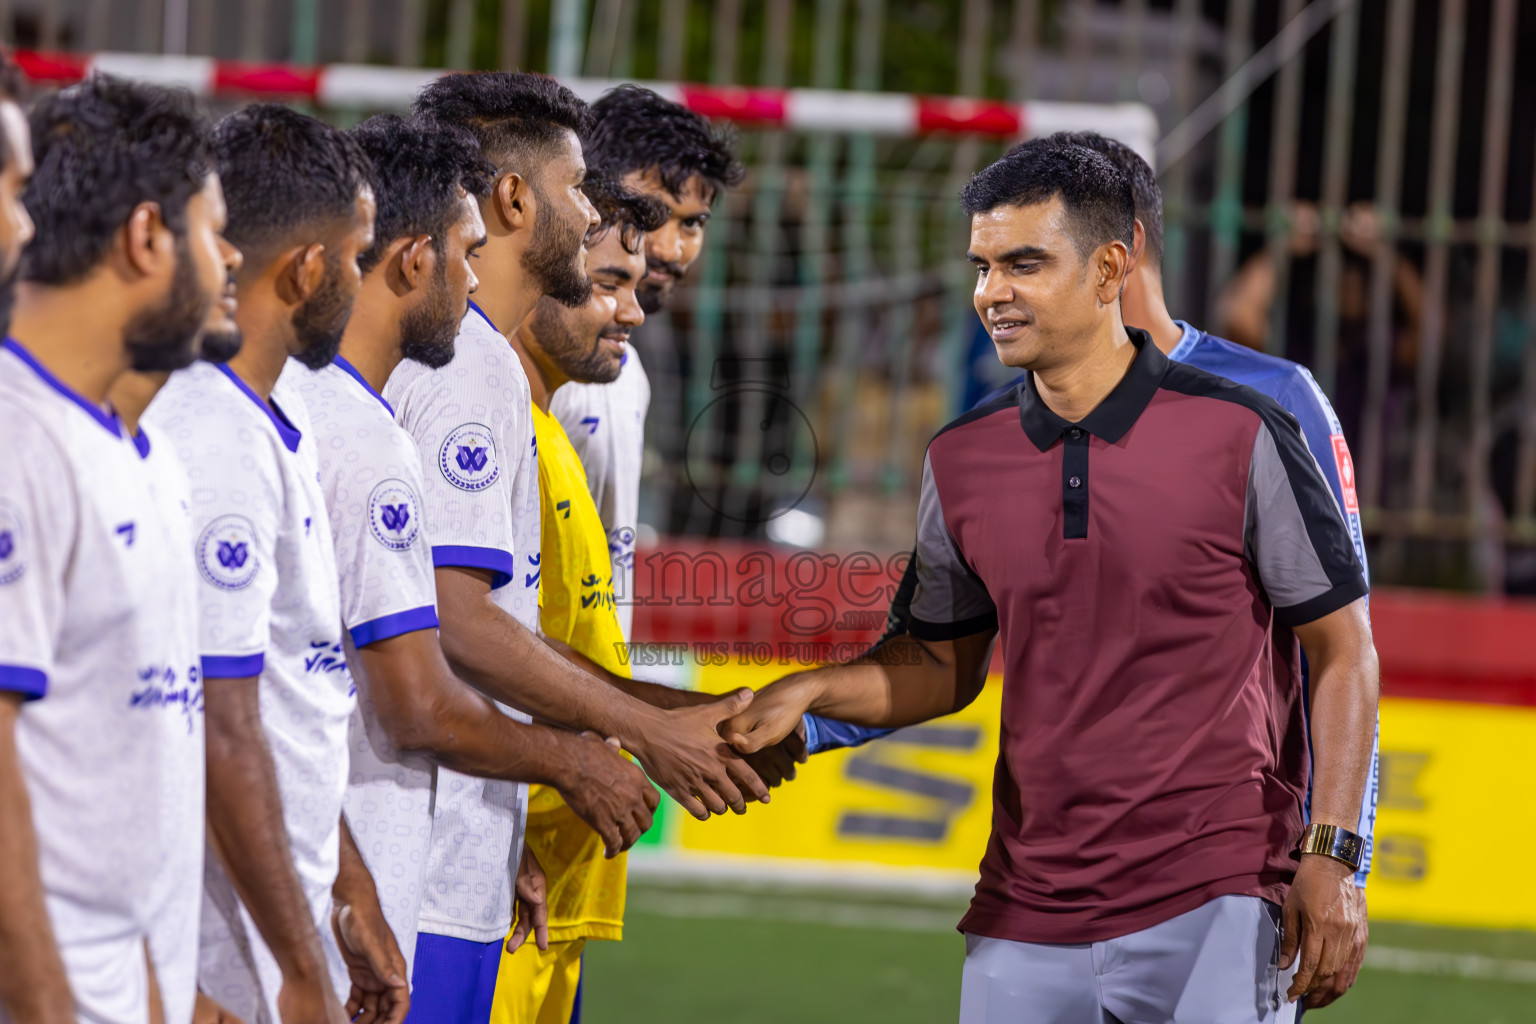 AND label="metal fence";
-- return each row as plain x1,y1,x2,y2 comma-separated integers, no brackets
14,0,1536,592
